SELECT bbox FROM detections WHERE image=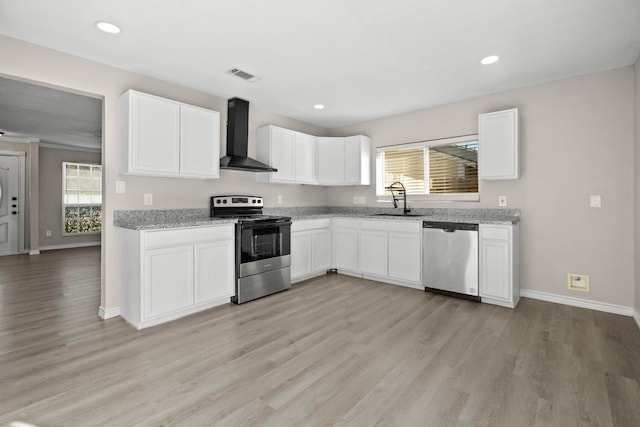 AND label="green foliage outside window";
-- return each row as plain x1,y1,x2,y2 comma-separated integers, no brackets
63,162,102,235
